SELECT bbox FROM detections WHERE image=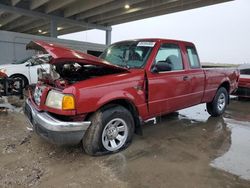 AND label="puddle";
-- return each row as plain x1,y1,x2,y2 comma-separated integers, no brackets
178,102,250,181
211,118,250,180
178,104,210,122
